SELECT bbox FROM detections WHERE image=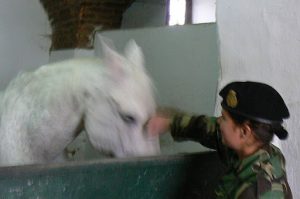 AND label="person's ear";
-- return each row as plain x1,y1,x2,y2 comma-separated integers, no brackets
240,124,252,140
